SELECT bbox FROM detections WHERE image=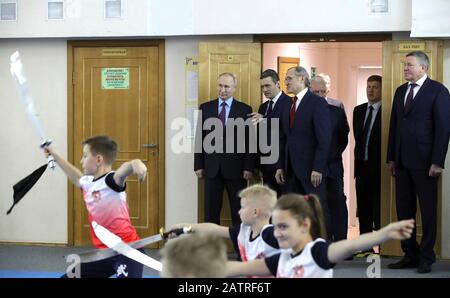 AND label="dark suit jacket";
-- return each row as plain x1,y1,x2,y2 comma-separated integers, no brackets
257,92,292,172
328,104,349,179
387,77,450,169
277,90,331,179
353,102,381,178
194,98,256,179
